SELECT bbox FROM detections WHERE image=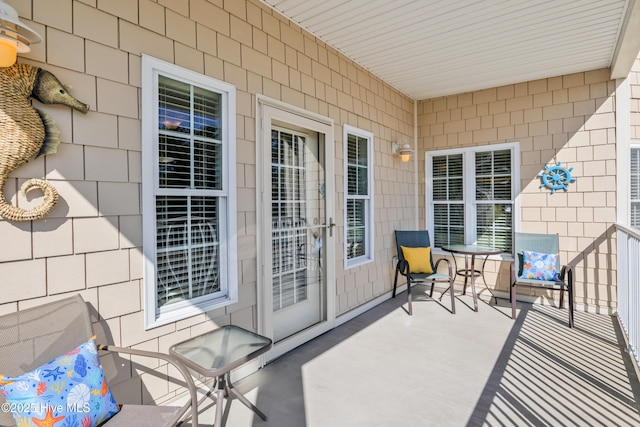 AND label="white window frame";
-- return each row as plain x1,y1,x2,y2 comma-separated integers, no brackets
631,142,640,230
141,55,237,329
343,125,374,268
425,141,520,257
